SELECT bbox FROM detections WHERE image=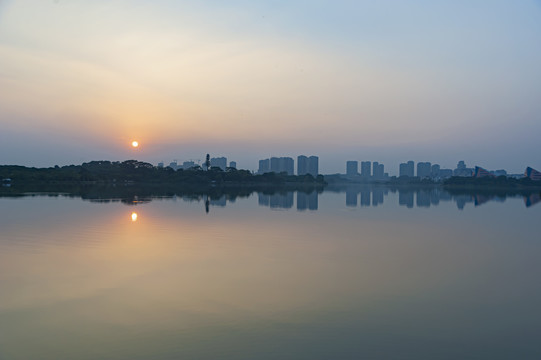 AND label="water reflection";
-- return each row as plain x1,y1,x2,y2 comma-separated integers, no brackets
0,185,539,212
0,185,540,360
333,185,540,210
297,191,318,211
